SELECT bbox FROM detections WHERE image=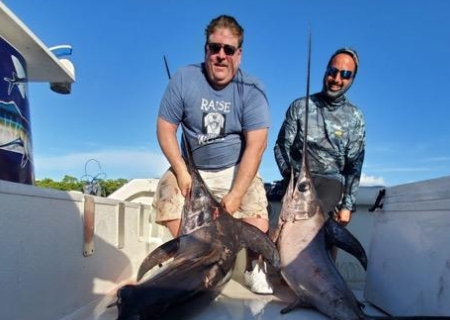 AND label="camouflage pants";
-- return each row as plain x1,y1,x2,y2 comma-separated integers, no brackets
153,165,269,224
